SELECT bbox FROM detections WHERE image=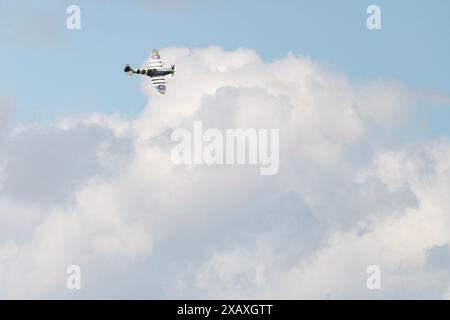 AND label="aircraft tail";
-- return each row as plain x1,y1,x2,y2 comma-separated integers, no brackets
124,64,134,76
